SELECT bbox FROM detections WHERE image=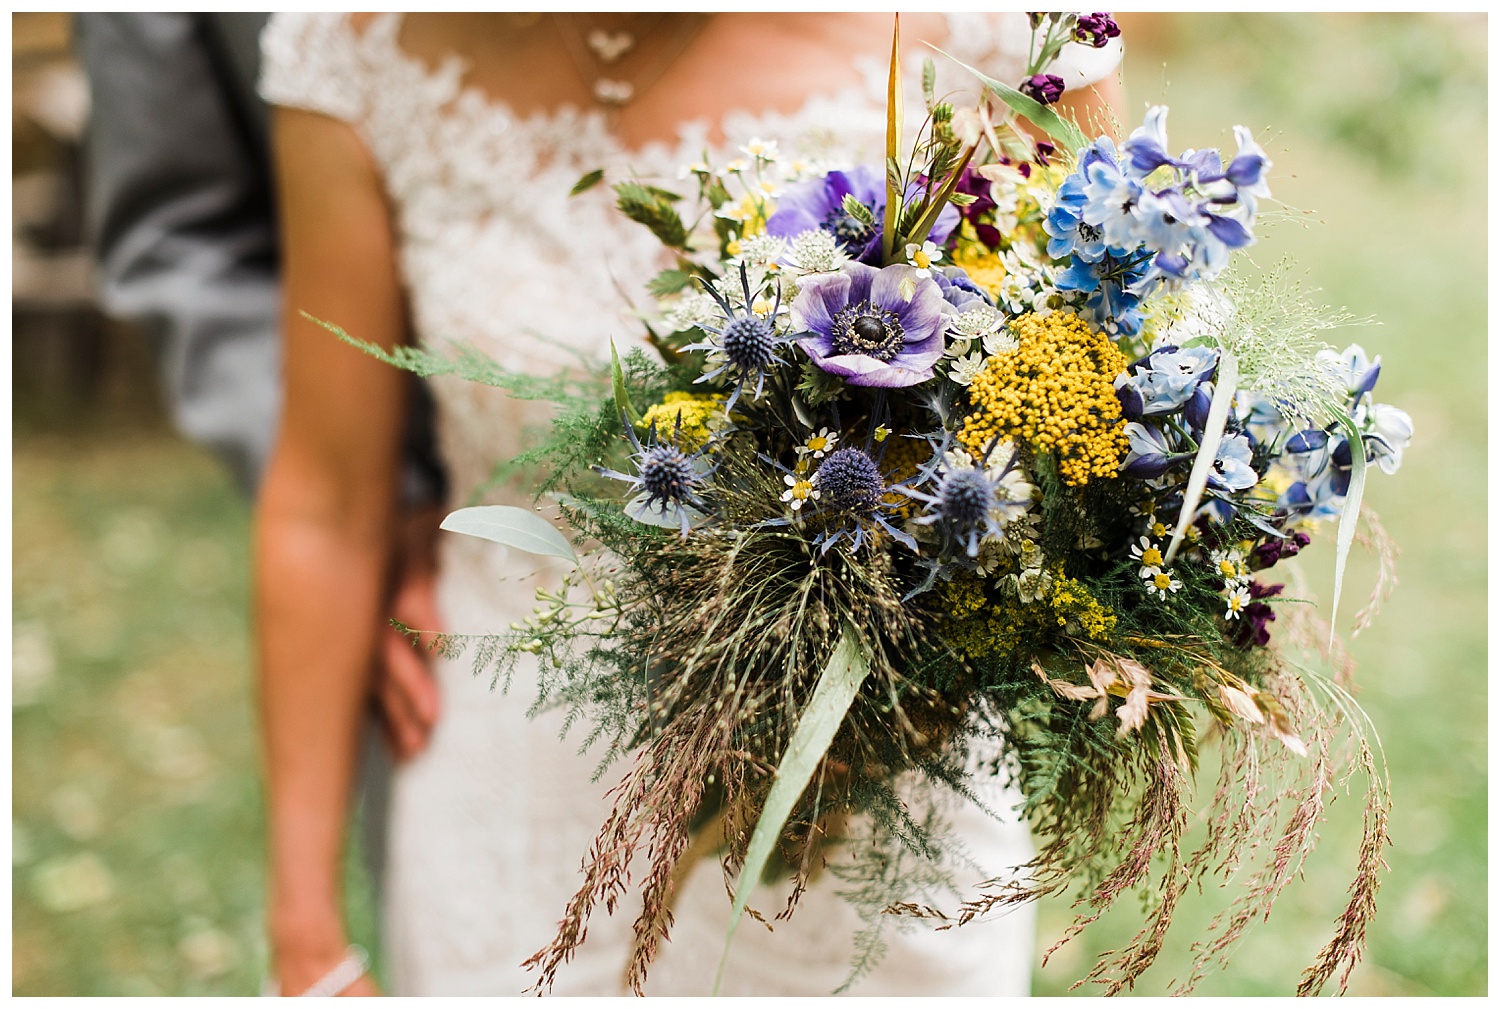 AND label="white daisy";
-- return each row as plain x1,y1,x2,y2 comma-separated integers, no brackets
781,474,820,511
1142,567,1182,601
796,427,839,460
1129,535,1166,578
1224,585,1252,620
